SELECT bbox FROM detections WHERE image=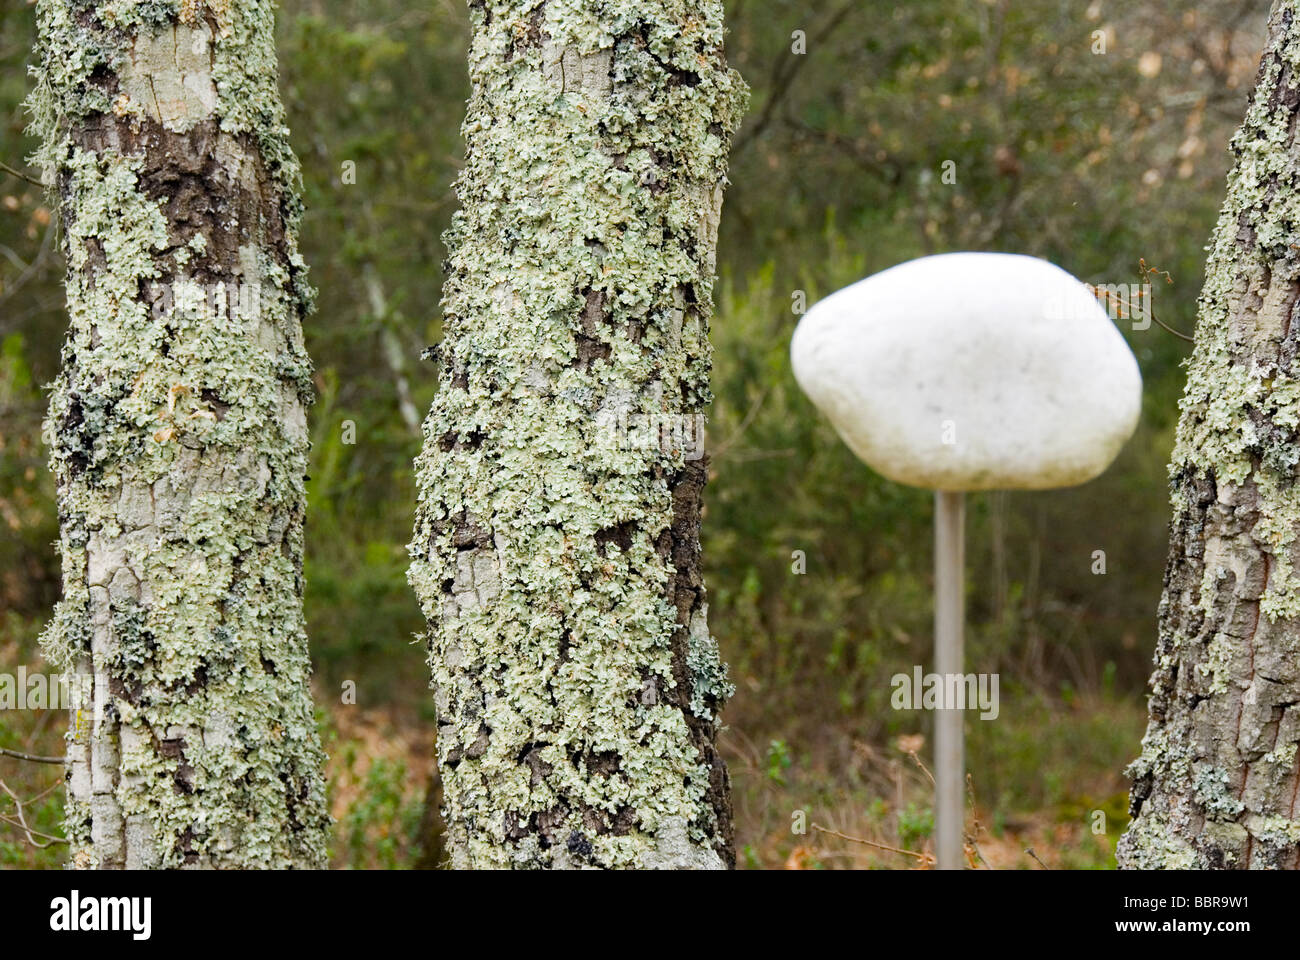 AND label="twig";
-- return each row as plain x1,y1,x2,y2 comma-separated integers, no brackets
0,746,64,764
1025,847,1050,869
0,813,67,847
1148,311,1196,343
1086,282,1194,343
0,777,66,848
711,384,772,461
0,160,42,188
1135,259,1195,343
0,211,59,314
23,778,62,807
904,747,936,787
734,0,859,152
811,822,934,865
965,773,990,869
